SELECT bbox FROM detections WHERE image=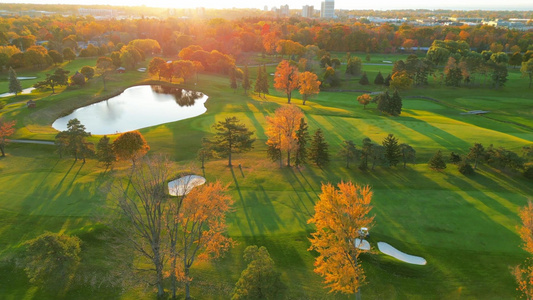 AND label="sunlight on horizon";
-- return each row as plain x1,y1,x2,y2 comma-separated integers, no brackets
3,0,533,10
